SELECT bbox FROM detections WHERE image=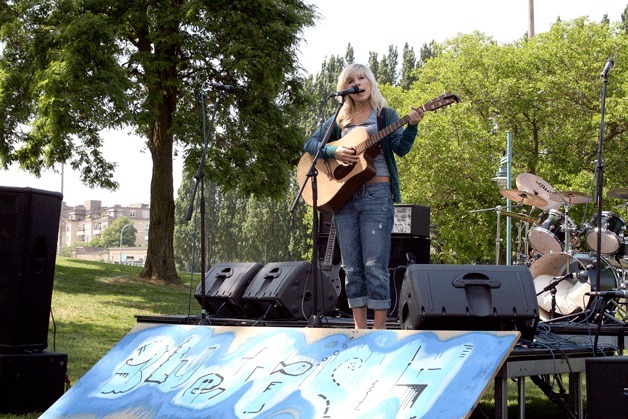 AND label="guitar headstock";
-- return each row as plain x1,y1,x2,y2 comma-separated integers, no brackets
421,93,460,112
